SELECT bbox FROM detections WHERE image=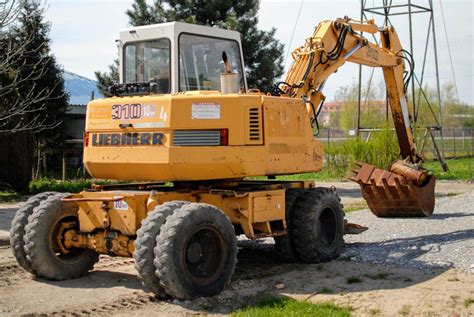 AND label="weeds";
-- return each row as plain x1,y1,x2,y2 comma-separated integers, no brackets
398,304,412,316
368,308,382,316
346,277,362,284
450,295,460,303
464,298,474,308
321,287,333,294
344,201,369,213
339,256,353,262
325,125,399,178
364,272,390,280
231,297,351,317
446,192,461,197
